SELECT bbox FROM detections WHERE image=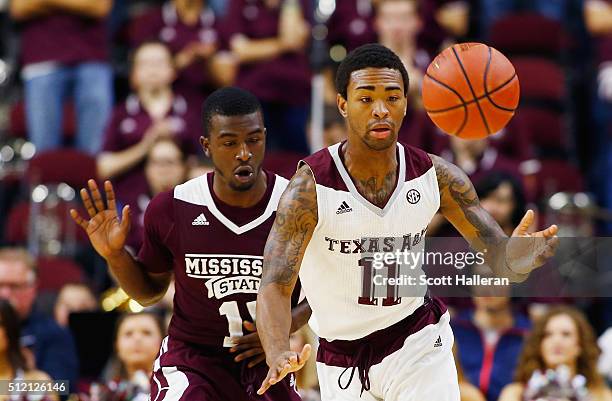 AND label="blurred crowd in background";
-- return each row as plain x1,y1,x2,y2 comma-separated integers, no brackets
0,0,611,400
